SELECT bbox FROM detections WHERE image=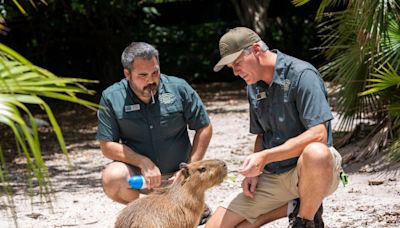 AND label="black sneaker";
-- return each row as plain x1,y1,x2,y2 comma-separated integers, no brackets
288,199,324,228
290,216,316,228
198,204,212,226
